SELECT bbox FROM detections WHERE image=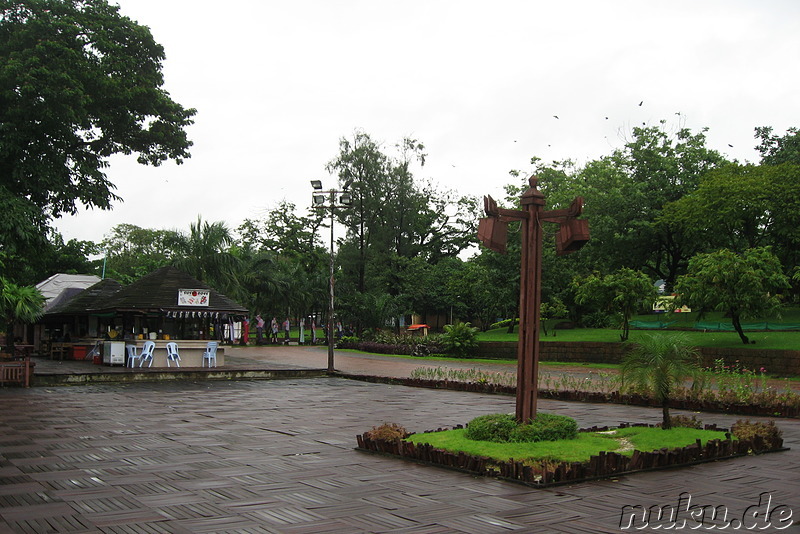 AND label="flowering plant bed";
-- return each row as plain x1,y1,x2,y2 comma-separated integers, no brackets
355,421,788,488
338,373,800,418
